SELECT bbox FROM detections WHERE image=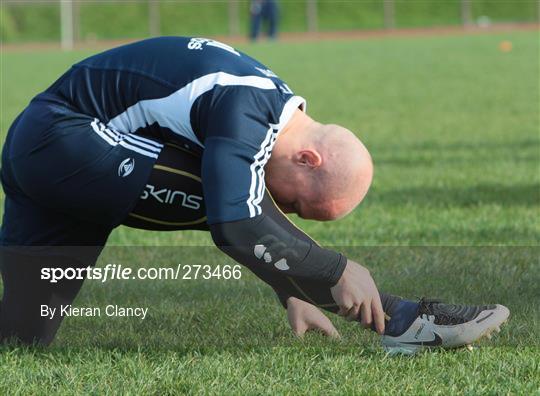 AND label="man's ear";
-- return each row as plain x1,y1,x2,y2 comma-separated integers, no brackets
296,149,322,168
